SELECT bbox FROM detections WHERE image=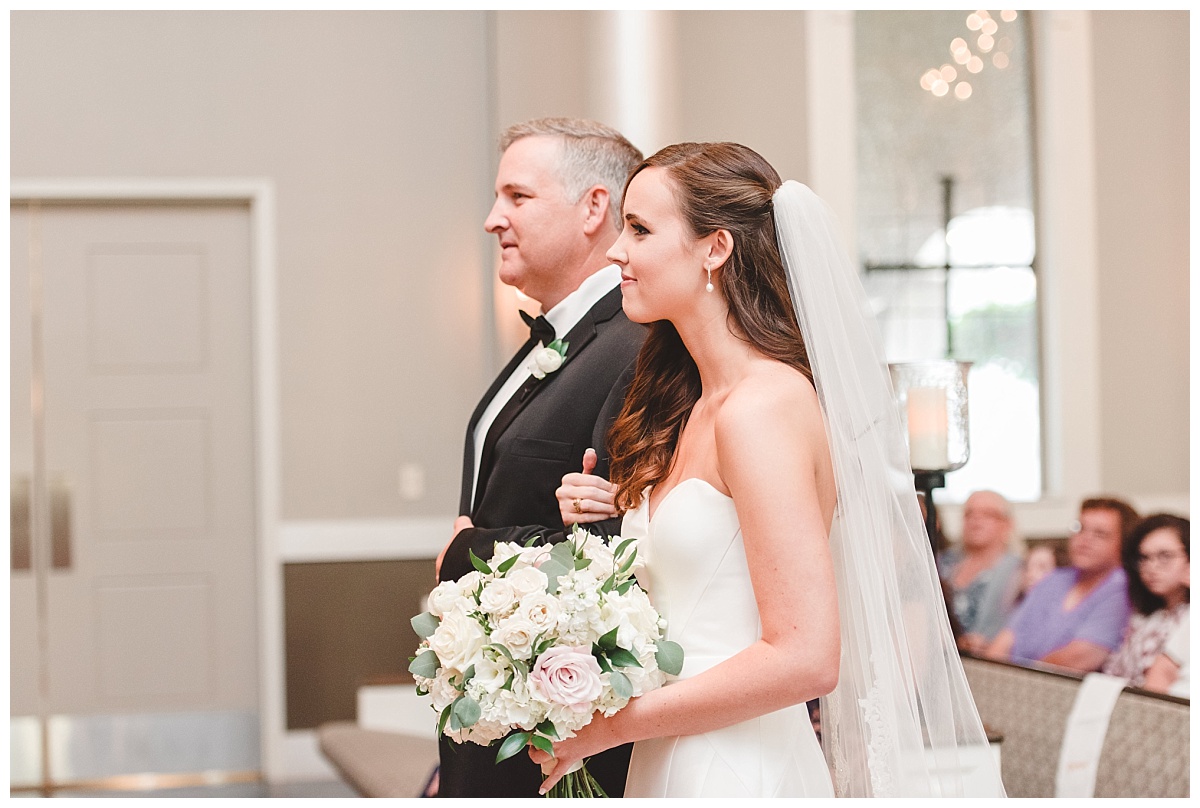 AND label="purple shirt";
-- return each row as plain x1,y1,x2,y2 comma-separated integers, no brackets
1007,566,1131,665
